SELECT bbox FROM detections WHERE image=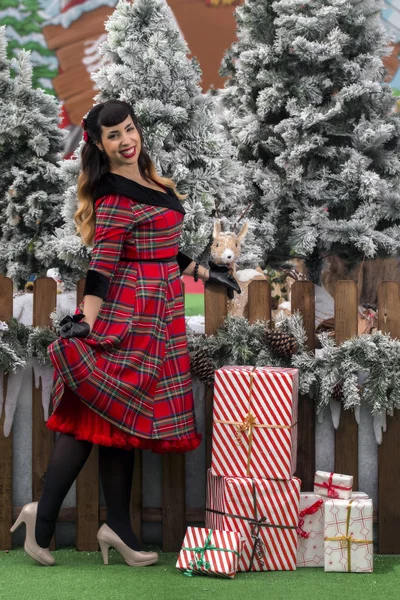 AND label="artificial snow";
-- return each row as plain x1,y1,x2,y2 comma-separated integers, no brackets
13,290,78,325
373,411,387,446
33,362,54,422
236,268,263,283
2,368,24,437
329,397,341,430
185,315,205,335
315,285,334,325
